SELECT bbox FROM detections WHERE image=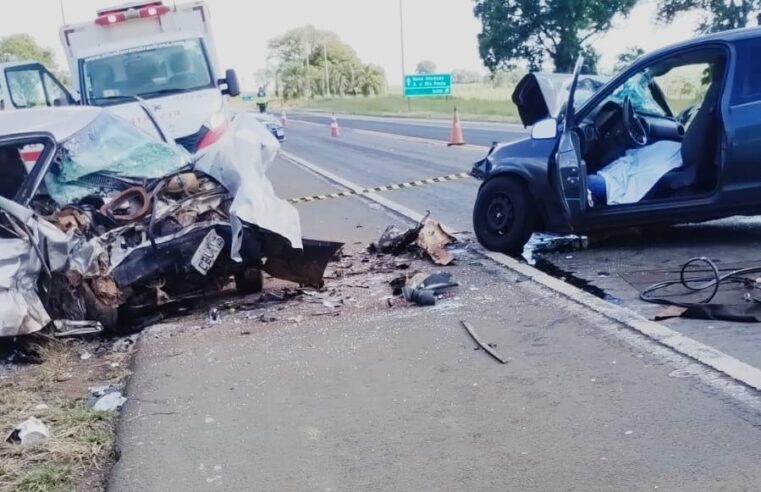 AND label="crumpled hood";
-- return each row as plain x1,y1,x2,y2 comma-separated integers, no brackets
512,73,610,127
